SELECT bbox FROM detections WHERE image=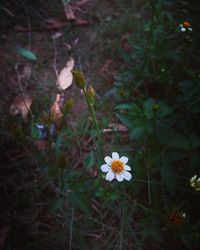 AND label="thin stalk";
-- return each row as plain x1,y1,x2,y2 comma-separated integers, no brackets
69,207,74,250
136,0,157,79
147,165,152,205
83,88,100,137
60,166,64,190
82,88,103,159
